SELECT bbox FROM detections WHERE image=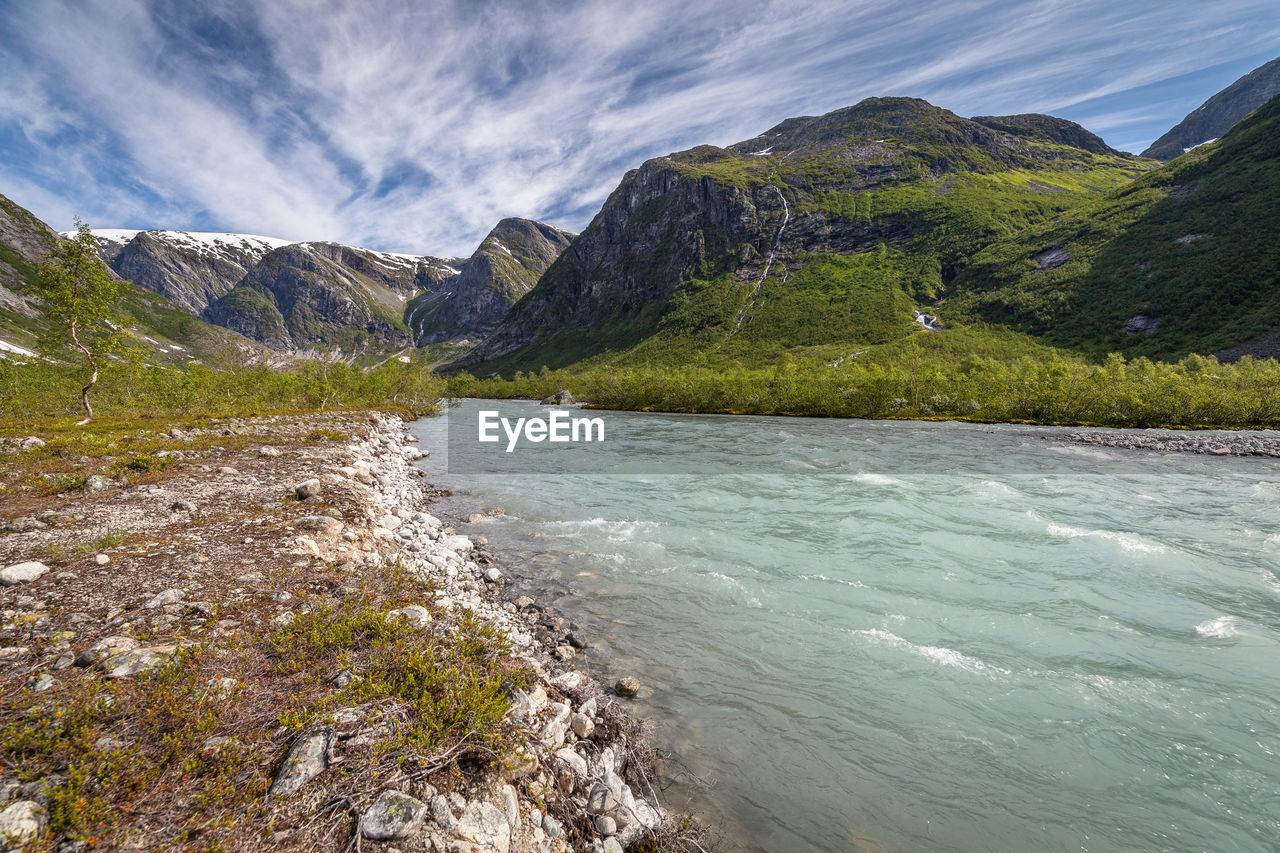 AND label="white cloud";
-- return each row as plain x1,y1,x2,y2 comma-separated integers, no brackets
2,0,1278,255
